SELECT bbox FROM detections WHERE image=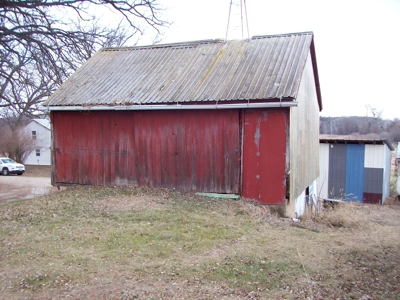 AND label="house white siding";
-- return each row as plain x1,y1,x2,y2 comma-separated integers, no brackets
24,119,51,165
